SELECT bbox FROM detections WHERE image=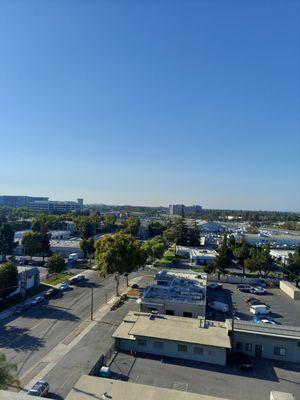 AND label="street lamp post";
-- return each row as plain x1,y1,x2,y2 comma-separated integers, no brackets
90,287,94,320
